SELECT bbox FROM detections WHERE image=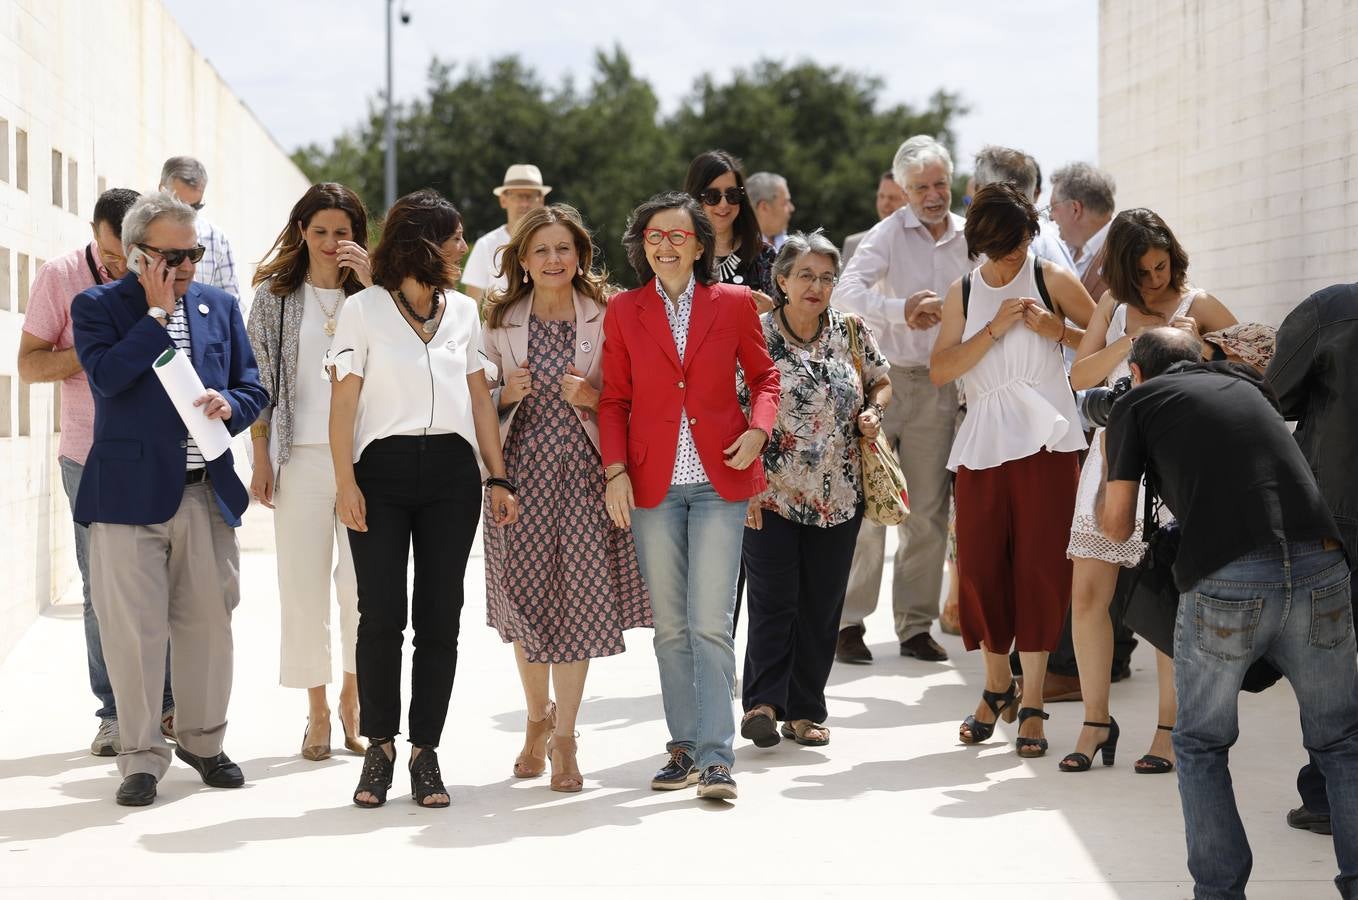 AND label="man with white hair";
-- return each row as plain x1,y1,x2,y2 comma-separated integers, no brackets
747,171,795,251
71,191,267,806
831,135,969,664
159,156,238,299
1048,162,1116,301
